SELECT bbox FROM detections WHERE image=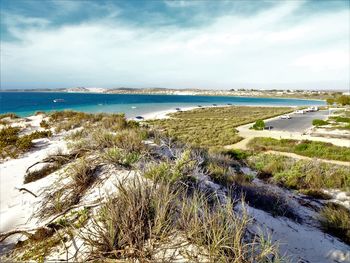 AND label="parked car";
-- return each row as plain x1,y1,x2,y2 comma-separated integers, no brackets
280,114,291,119
295,110,305,114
